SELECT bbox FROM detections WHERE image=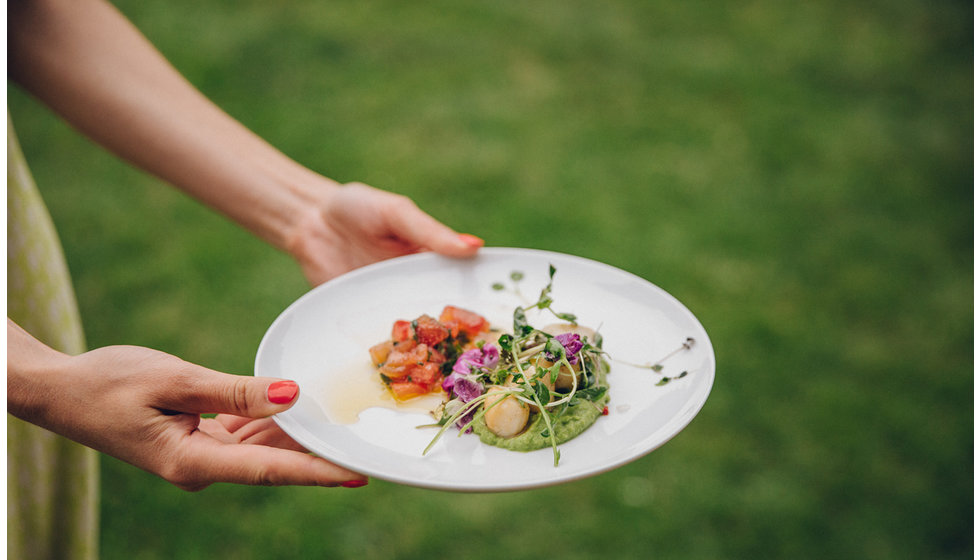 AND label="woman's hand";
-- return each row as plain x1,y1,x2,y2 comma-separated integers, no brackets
8,0,479,488
8,320,367,491
9,0,482,288
287,181,483,285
